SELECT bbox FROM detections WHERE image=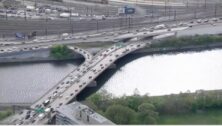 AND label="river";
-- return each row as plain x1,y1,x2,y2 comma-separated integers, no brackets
0,60,82,104
1,49,222,104
99,49,222,97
